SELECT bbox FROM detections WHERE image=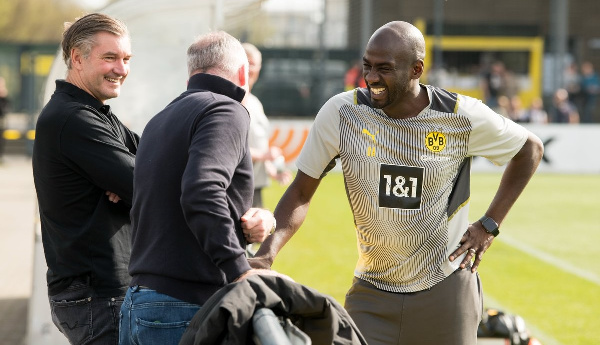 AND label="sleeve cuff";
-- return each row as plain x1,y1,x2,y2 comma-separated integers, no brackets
220,253,252,283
